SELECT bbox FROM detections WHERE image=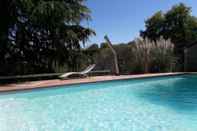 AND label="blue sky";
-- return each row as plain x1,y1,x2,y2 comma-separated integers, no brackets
83,0,197,46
